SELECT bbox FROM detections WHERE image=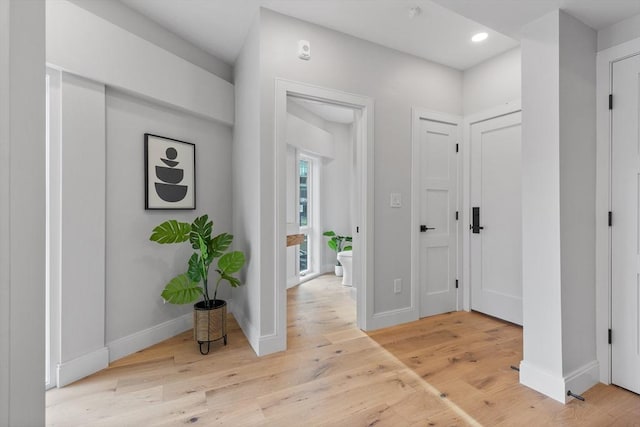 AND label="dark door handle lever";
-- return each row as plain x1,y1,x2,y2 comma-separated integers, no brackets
420,225,436,232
